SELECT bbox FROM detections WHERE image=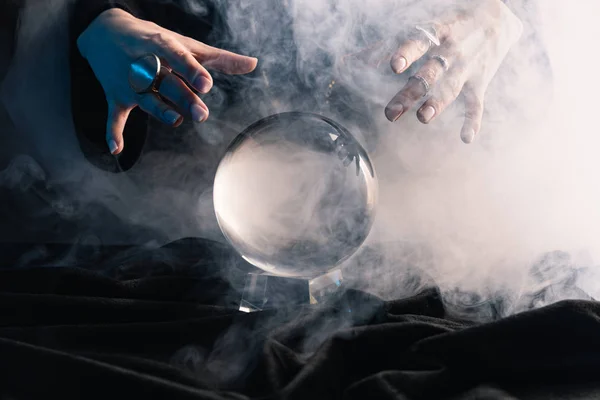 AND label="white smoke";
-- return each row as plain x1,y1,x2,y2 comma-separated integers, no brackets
1,0,599,312
205,0,600,308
